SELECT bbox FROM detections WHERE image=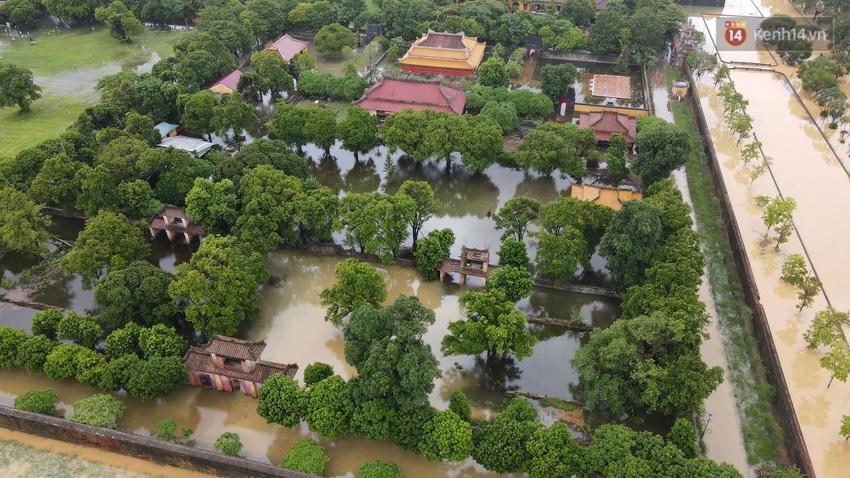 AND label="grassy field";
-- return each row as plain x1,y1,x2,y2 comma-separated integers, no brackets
0,24,181,158
0,438,148,478
667,69,784,465
0,24,179,77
